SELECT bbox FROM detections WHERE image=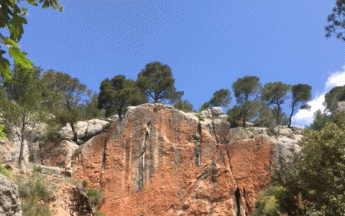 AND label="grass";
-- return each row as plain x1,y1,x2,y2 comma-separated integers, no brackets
95,210,106,216
15,173,56,216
